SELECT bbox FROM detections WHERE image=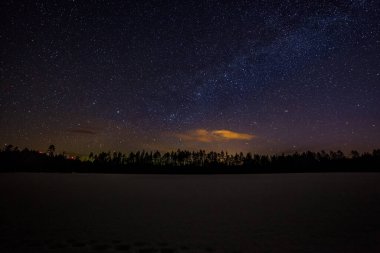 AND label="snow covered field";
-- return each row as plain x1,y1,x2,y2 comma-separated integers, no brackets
0,173,379,252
